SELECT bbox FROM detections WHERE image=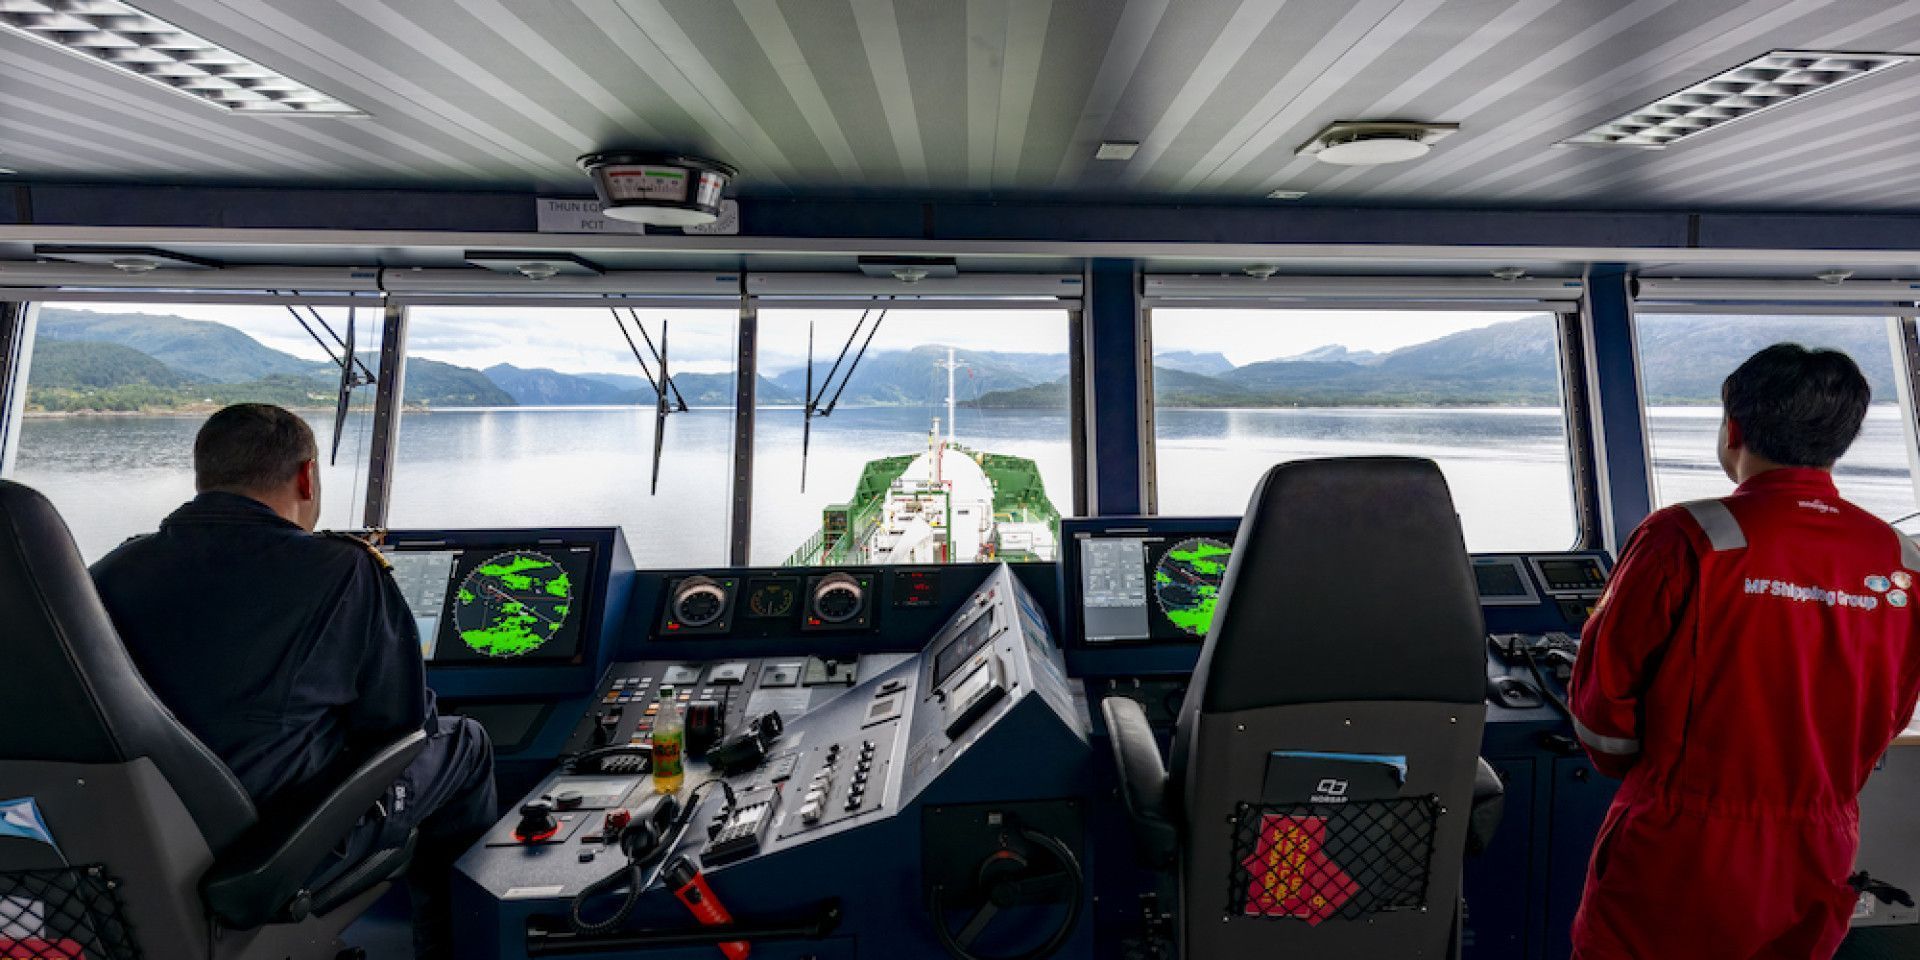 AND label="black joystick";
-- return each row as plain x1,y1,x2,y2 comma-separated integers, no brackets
514,799,559,843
